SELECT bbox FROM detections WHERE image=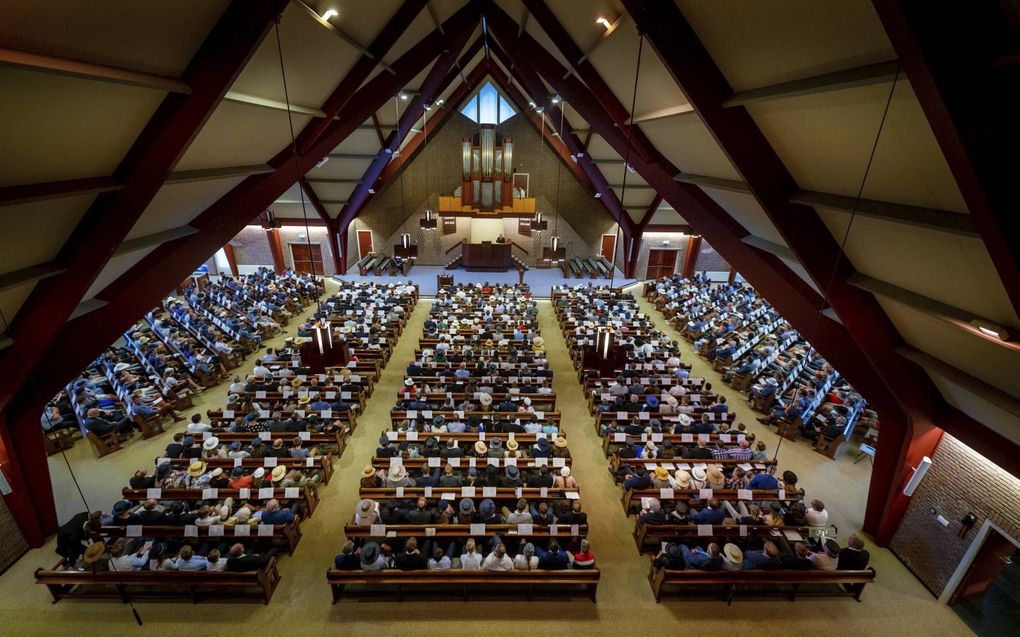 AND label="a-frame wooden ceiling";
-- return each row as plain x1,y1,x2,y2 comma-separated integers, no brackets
1,1,1018,500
